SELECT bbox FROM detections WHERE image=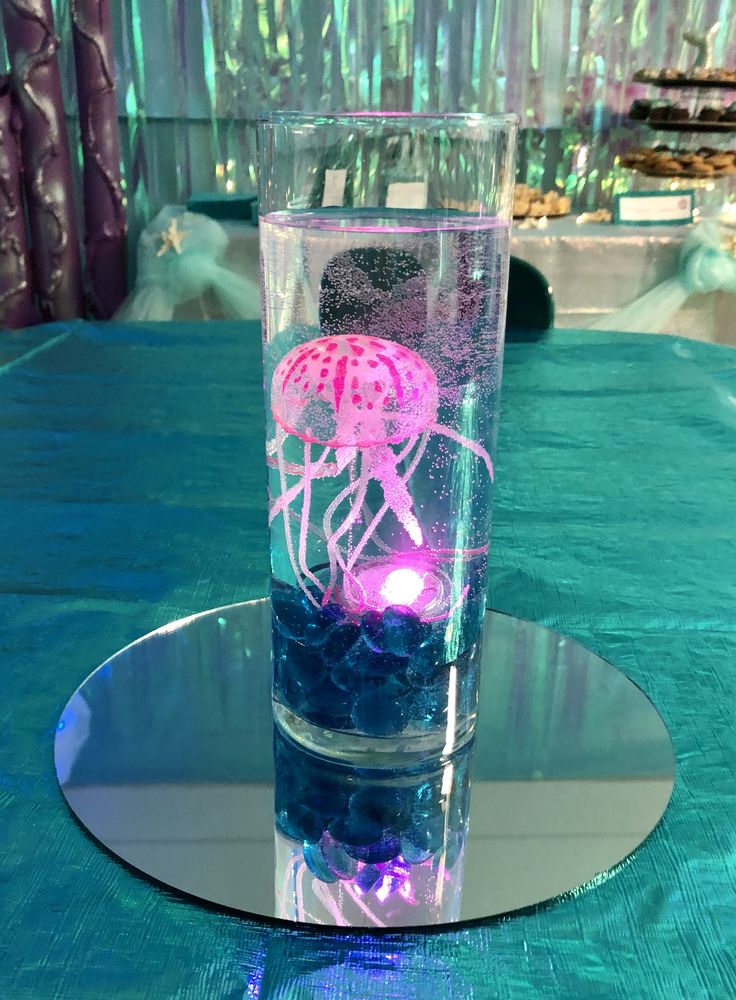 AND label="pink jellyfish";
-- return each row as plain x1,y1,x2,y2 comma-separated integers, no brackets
268,335,493,609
